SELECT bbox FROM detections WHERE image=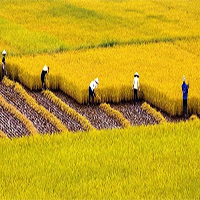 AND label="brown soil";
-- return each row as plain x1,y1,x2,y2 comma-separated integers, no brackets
0,82,186,139
110,101,157,125
0,104,29,138
0,83,58,134
27,91,83,132
54,91,122,130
